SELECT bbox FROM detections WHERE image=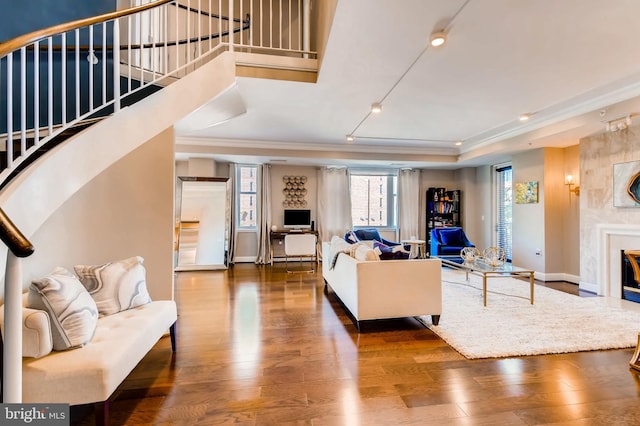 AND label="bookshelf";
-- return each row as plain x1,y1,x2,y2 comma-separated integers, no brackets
426,187,461,252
